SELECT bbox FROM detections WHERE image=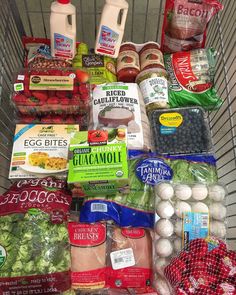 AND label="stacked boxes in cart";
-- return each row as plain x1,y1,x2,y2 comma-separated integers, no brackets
1,0,235,294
